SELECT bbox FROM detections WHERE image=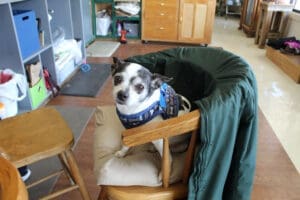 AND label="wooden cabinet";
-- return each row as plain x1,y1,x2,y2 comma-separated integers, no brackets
142,0,216,44
239,0,261,37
